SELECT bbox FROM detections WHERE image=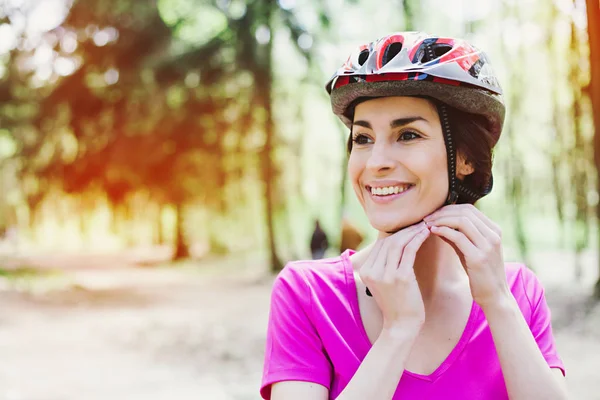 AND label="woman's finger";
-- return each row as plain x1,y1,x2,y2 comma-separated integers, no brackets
366,238,393,281
363,222,425,296
429,225,479,261
360,239,385,274
384,222,427,265
384,225,428,281
466,206,502,237
426,215,487,248
427,204,501,238
396,228,431,277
